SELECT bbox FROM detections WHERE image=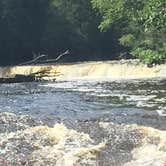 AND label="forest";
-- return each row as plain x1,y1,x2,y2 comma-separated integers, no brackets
0,0,165,66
